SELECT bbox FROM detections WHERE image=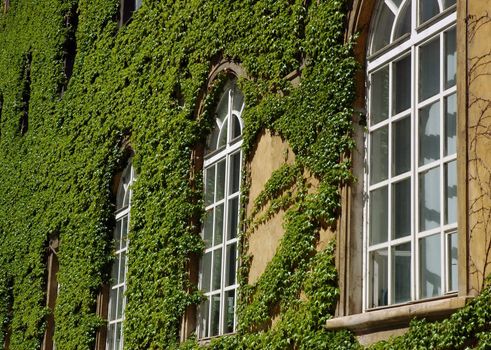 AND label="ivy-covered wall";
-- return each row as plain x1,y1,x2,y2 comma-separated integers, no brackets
0,0,490,349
